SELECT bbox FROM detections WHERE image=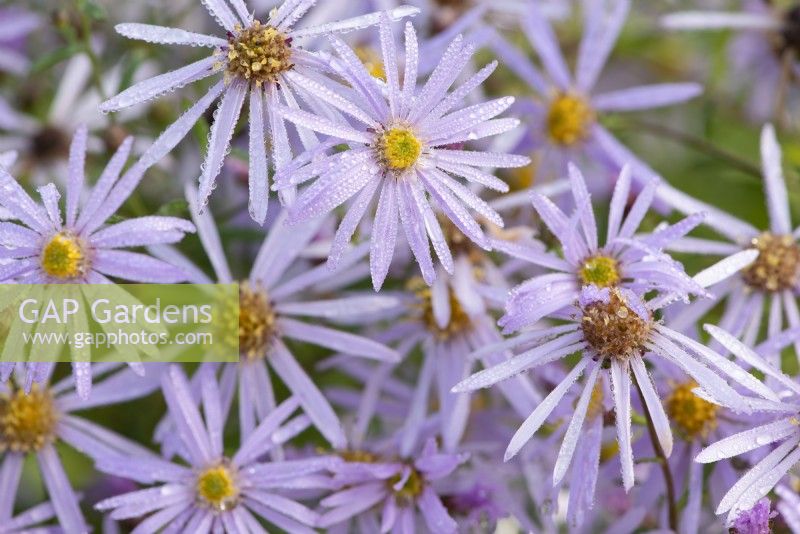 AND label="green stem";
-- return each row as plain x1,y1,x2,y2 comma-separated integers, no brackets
633,375,678,531
622,119,762,180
